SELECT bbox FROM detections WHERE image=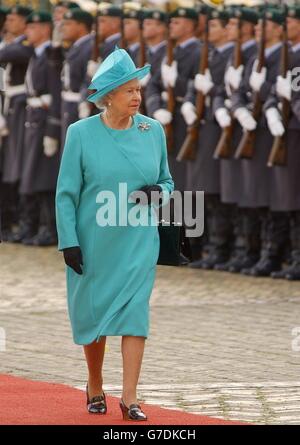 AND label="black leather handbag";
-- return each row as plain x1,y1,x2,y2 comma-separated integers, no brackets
157,220,193,267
